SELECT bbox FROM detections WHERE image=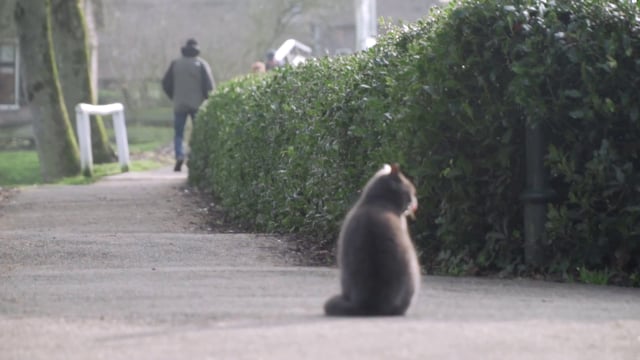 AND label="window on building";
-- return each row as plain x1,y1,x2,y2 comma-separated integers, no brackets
0,40,19,110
